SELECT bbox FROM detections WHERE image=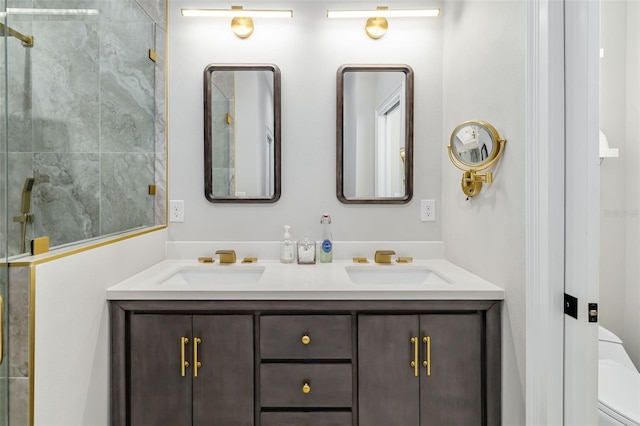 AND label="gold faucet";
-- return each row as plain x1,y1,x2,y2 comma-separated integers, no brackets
374,250,396,264
215,250,236,264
